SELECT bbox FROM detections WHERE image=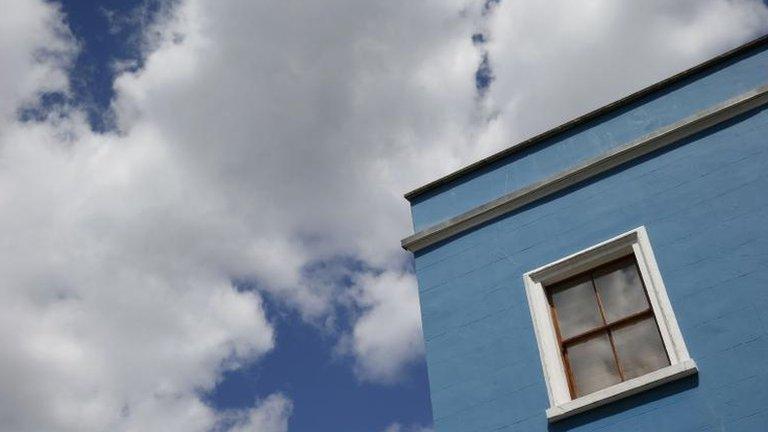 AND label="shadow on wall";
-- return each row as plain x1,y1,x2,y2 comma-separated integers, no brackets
548,374,700,432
